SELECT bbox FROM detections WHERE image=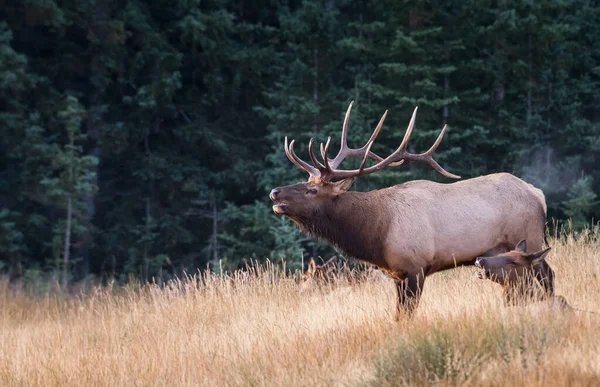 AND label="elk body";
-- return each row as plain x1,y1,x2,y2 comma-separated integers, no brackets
475,240,571,311
270,102,552,317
